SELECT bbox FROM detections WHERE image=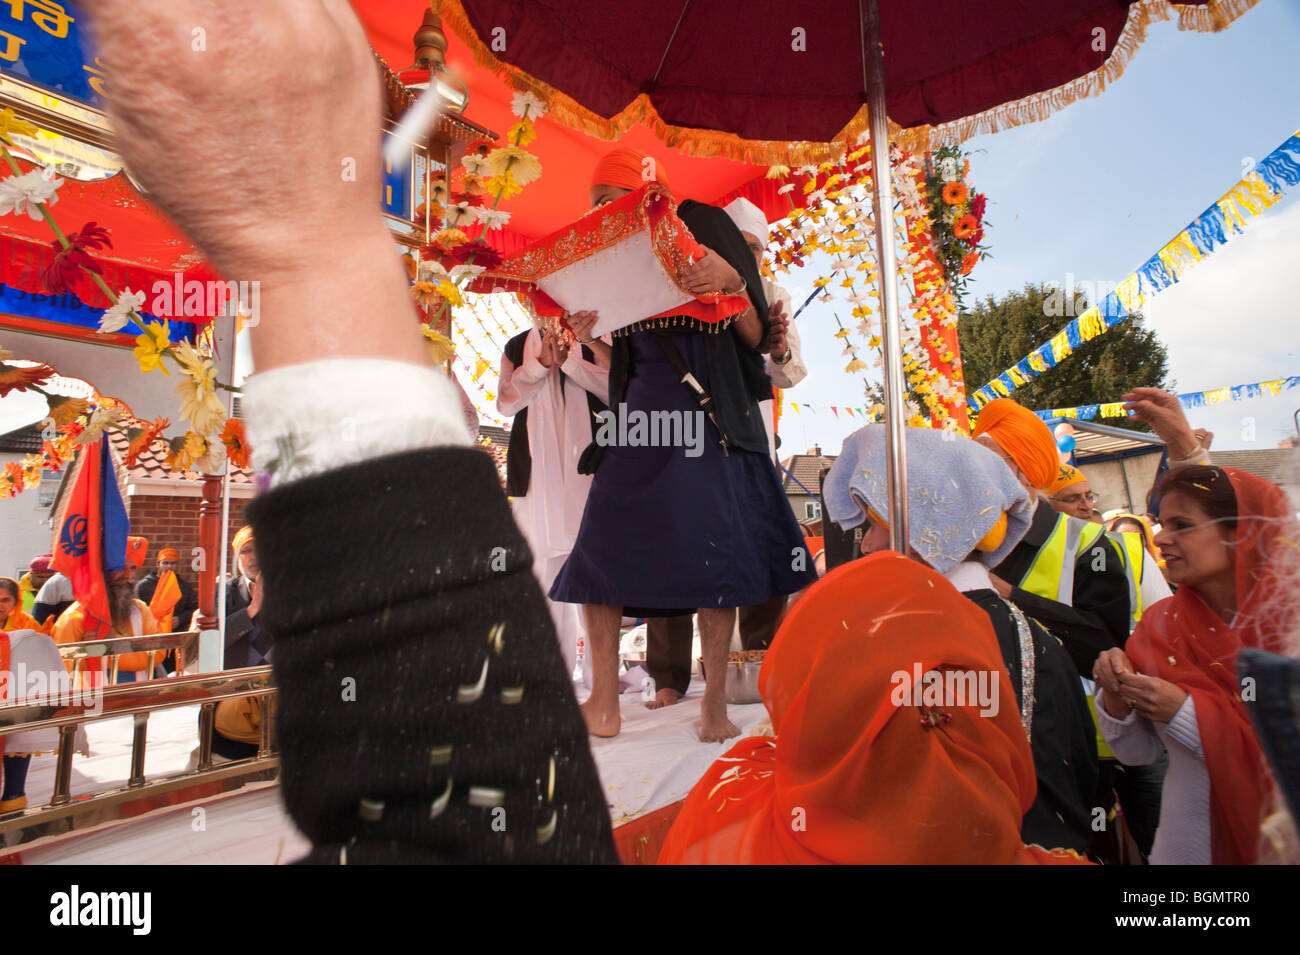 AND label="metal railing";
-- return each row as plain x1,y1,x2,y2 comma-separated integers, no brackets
0,631,279,854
